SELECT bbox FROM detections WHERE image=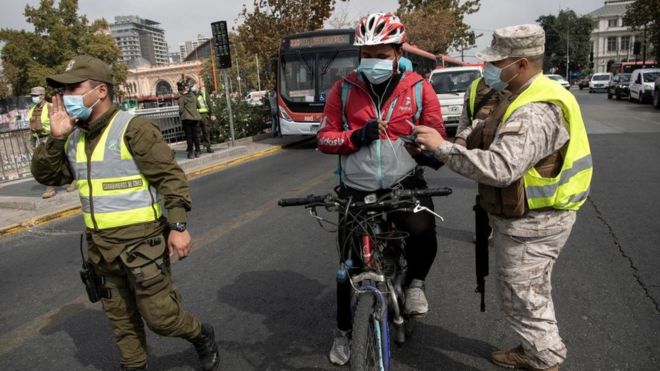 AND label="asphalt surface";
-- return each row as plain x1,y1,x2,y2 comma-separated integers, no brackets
0,89,658,370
